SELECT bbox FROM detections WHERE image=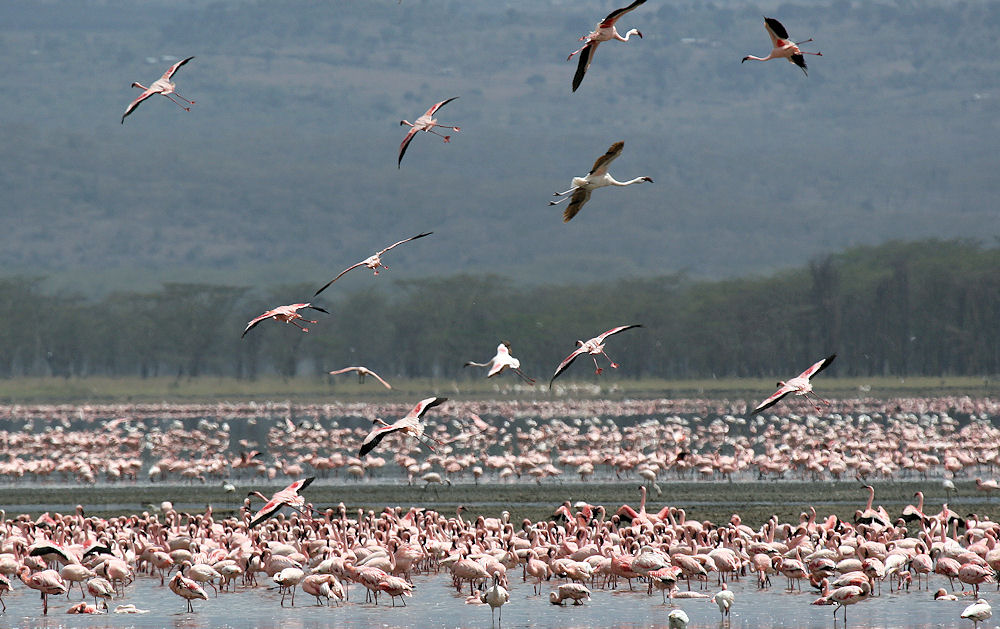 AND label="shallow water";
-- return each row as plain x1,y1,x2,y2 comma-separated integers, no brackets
1,569,993,629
